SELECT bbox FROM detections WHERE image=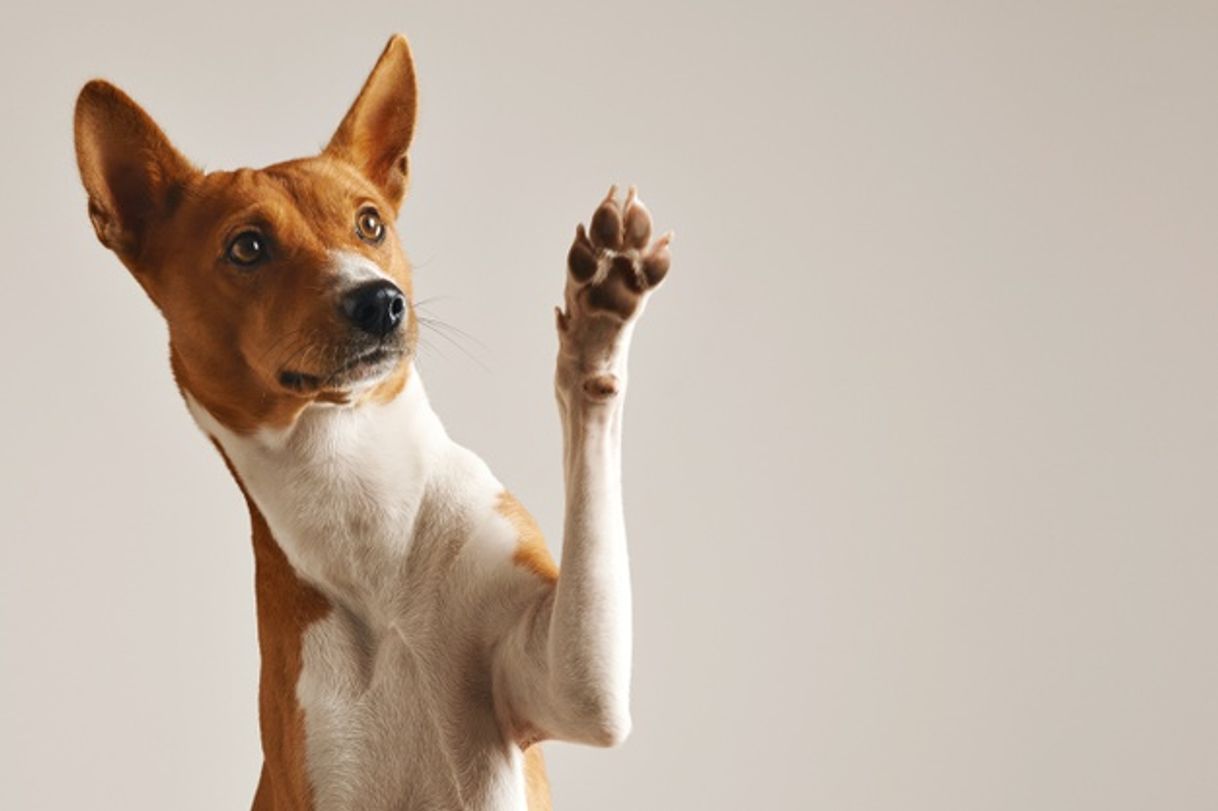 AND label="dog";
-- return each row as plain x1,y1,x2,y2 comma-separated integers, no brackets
73,34,671,811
